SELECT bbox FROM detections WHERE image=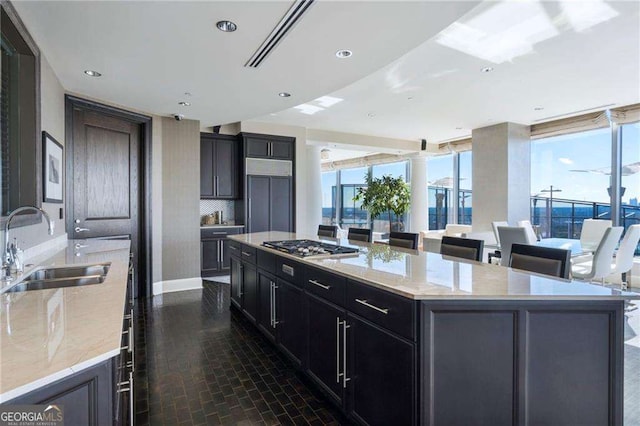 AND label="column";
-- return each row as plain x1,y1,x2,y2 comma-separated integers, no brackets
305,145,323,235
409,156,429,233
472,122,531,233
